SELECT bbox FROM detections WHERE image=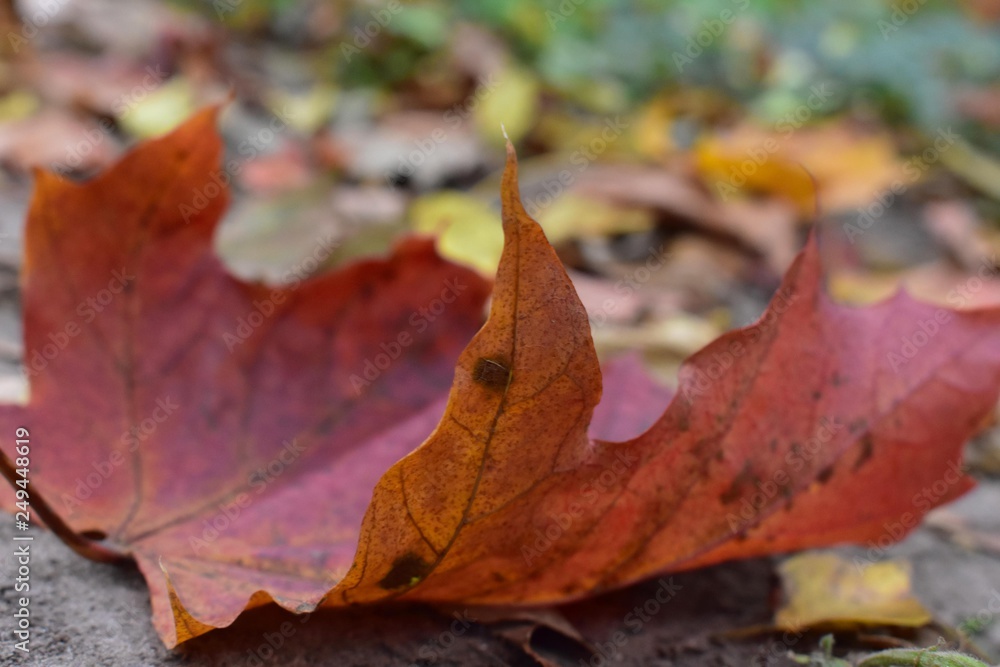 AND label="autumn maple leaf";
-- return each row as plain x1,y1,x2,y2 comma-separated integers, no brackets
2,107,999,647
